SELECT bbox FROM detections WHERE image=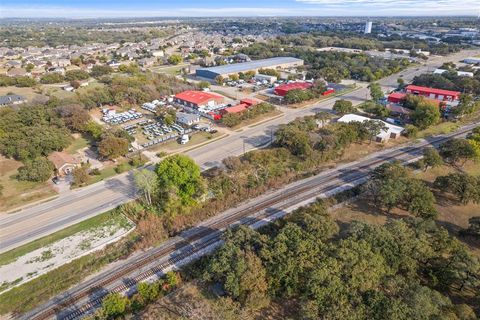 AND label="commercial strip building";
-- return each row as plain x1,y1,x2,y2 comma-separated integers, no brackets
405,85,460,102
174,91,225,109
195,57,304,80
